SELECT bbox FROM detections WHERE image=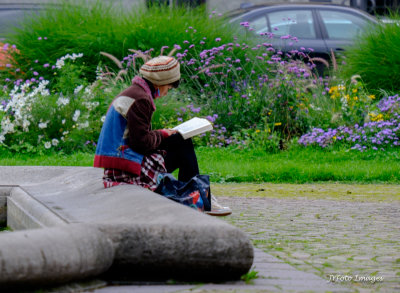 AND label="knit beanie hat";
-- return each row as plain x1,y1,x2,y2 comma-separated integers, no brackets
139,56,180,86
